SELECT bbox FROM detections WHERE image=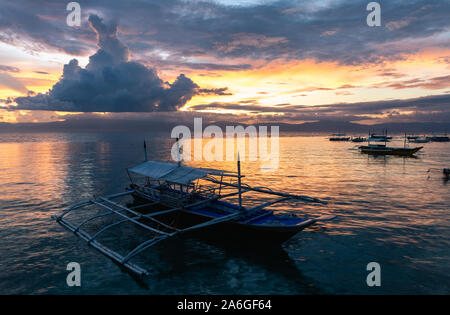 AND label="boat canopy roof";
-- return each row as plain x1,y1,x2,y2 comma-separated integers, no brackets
128,161,230,185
